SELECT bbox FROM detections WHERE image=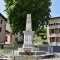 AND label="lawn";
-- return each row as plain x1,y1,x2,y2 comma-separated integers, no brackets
0,48,18,55
0,49,5,55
